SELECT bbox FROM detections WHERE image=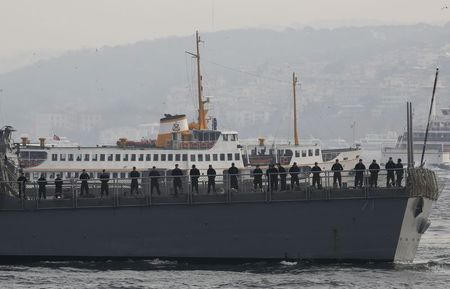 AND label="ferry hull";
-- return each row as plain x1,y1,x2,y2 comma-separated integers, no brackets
0,196,432,262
